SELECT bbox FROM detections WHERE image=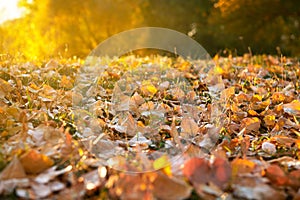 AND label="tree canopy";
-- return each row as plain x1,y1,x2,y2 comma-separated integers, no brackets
0,0,299,58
